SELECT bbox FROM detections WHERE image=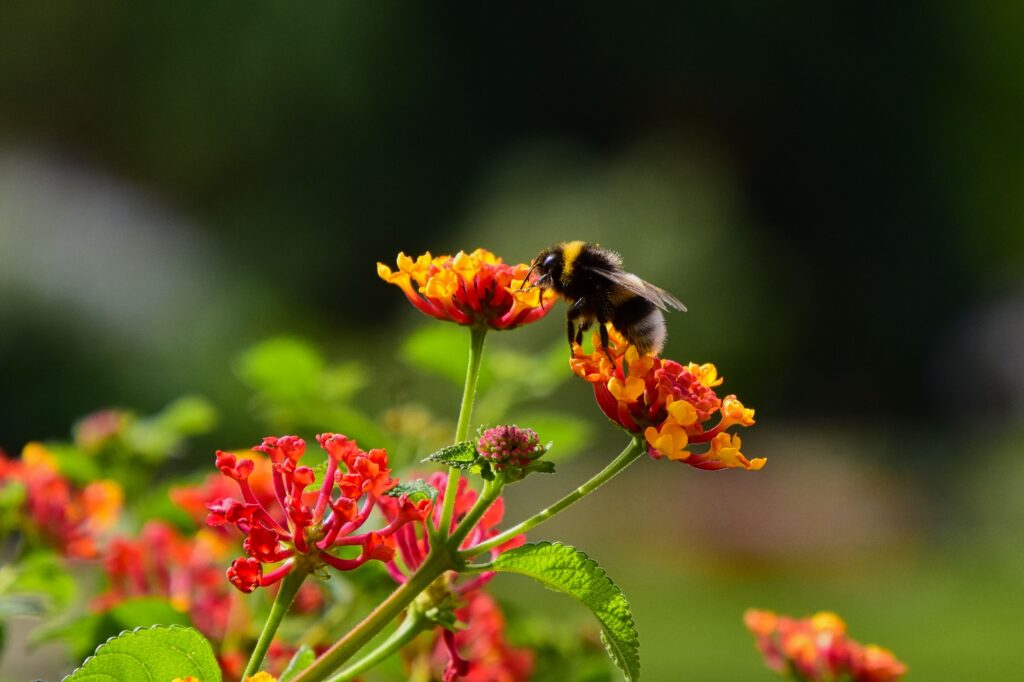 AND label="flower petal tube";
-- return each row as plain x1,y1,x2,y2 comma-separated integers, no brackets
570,327,765,470
377,248,556,330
